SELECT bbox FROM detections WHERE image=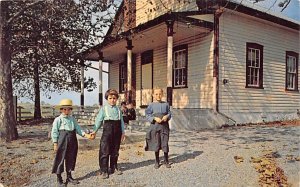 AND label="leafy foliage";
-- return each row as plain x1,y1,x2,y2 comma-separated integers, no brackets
9,0,118,100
